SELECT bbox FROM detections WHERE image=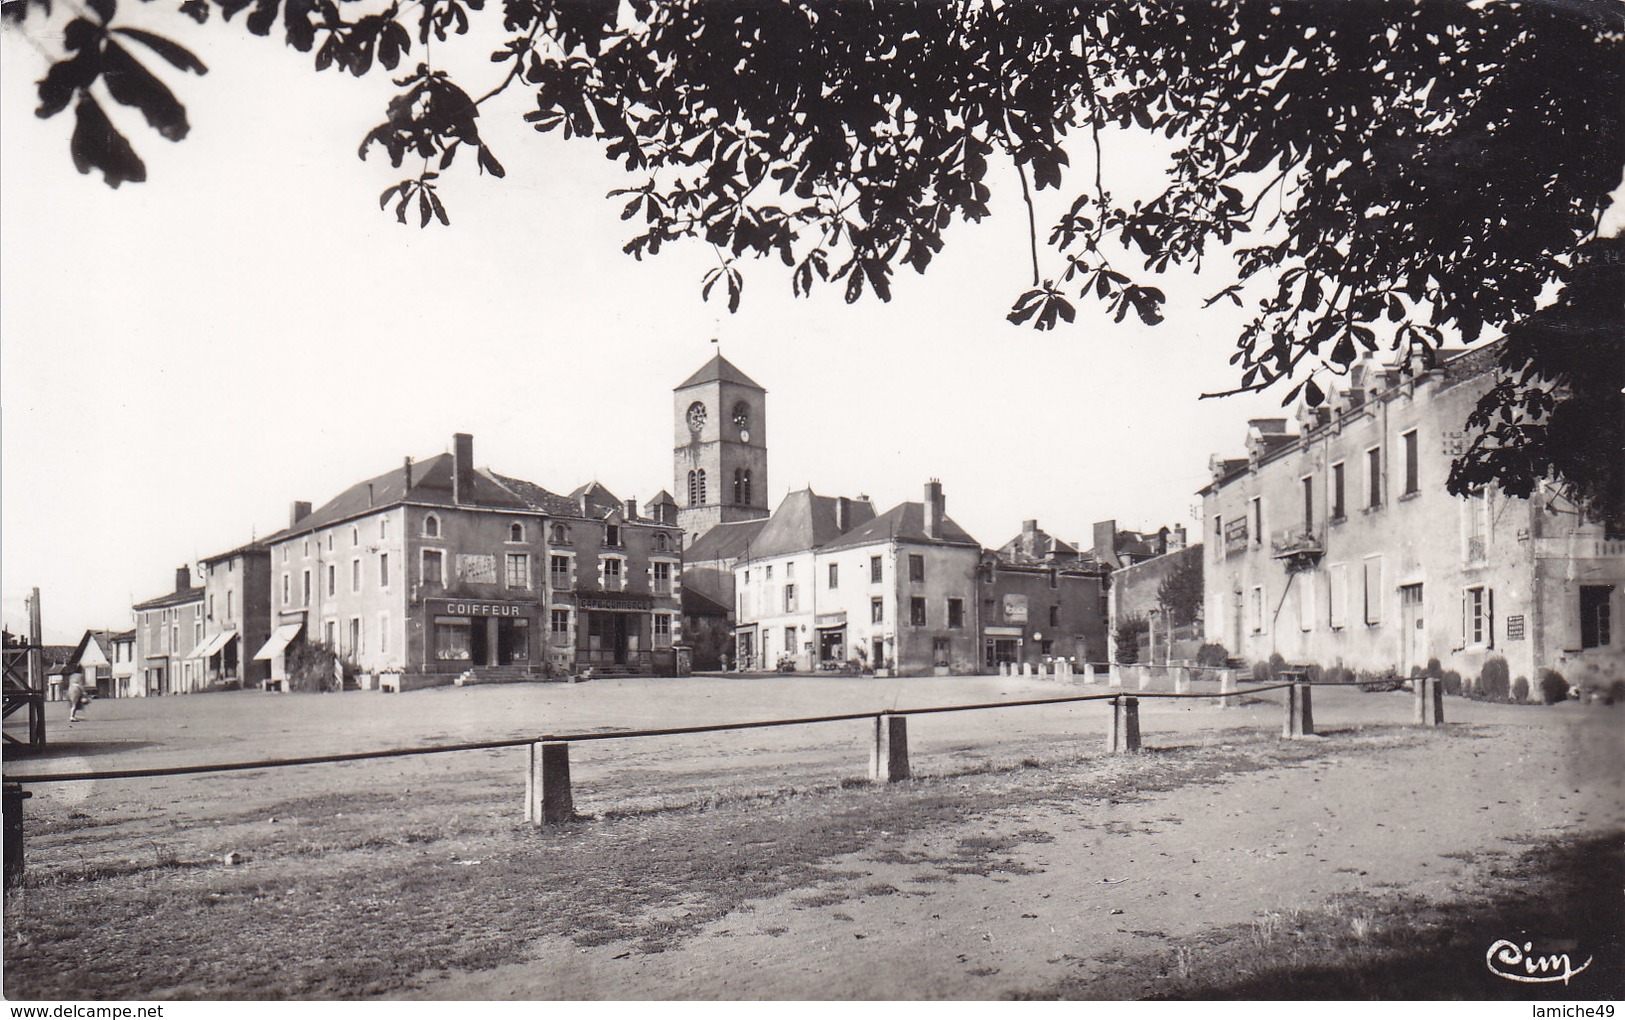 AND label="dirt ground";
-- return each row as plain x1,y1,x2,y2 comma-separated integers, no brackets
4,674,1622,999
